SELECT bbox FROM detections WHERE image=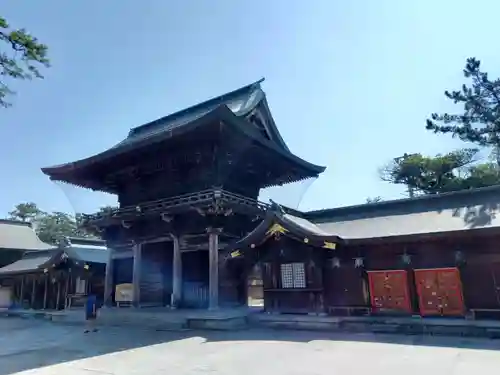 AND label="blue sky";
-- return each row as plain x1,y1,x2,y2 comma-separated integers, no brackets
0,0,497,216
